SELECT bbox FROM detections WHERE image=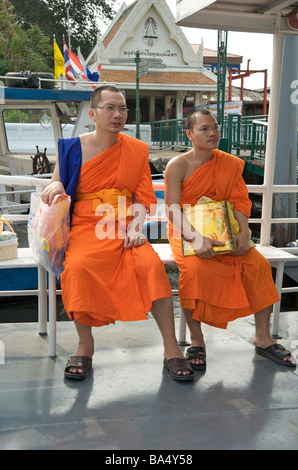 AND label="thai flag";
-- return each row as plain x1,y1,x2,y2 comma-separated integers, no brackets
82,64,100,82
63,40,98,88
